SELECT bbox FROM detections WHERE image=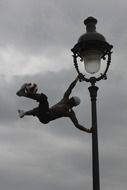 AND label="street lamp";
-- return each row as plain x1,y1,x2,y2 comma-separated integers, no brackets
71,17,113,190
